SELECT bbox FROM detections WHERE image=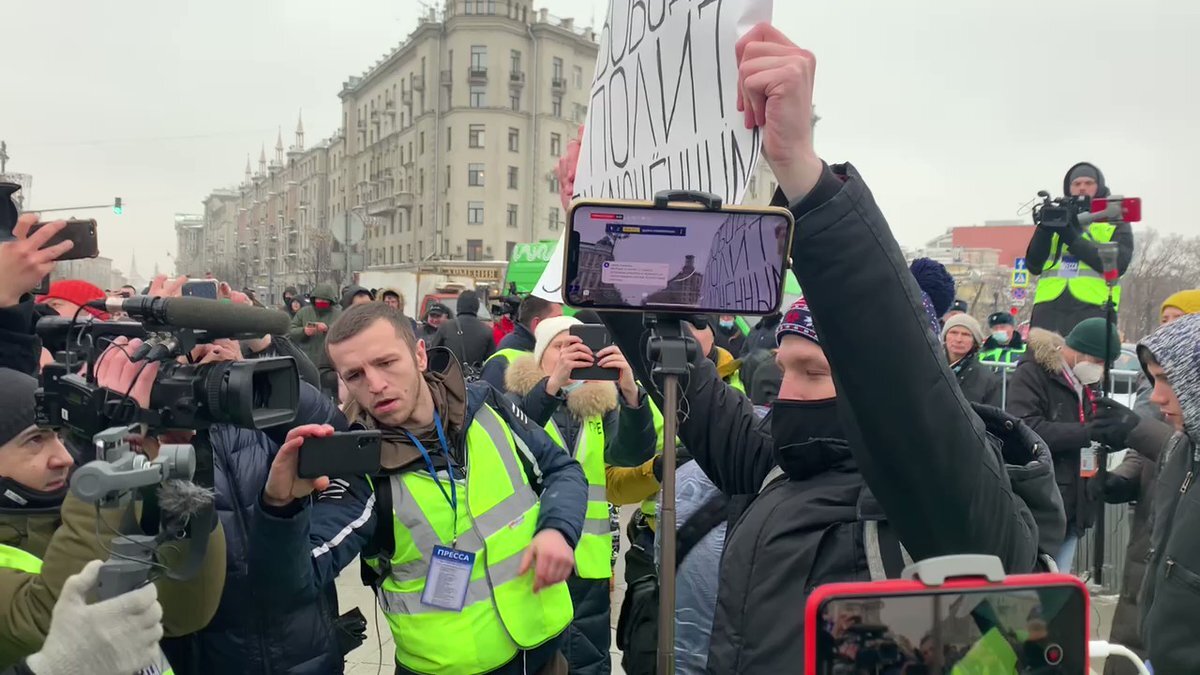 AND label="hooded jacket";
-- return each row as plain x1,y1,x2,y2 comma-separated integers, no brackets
598,163,1065,671
428,293,495,370
1005,328,1099,530
1137,314,1200,673
339,285,373,309
505,355,654,675
289,284,341,392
